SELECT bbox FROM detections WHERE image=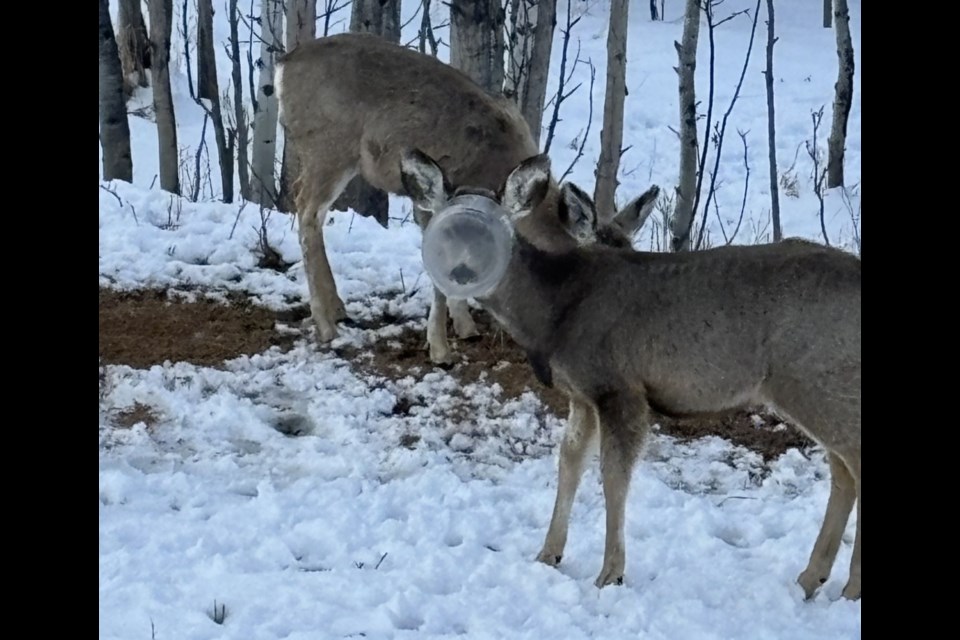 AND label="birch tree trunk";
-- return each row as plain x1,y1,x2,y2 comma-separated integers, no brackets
505,0,534,104
450,0,505,94
100,0,133,182
250,0,282,207
507,0,556,145
149,0,180,194
278,0,316,212
229,0,251,200
332,0,400,227
117,0,150,95
594,0,630,219
764,0,781,241
827,0,854,187
197,0,234,202
669,0,700,252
